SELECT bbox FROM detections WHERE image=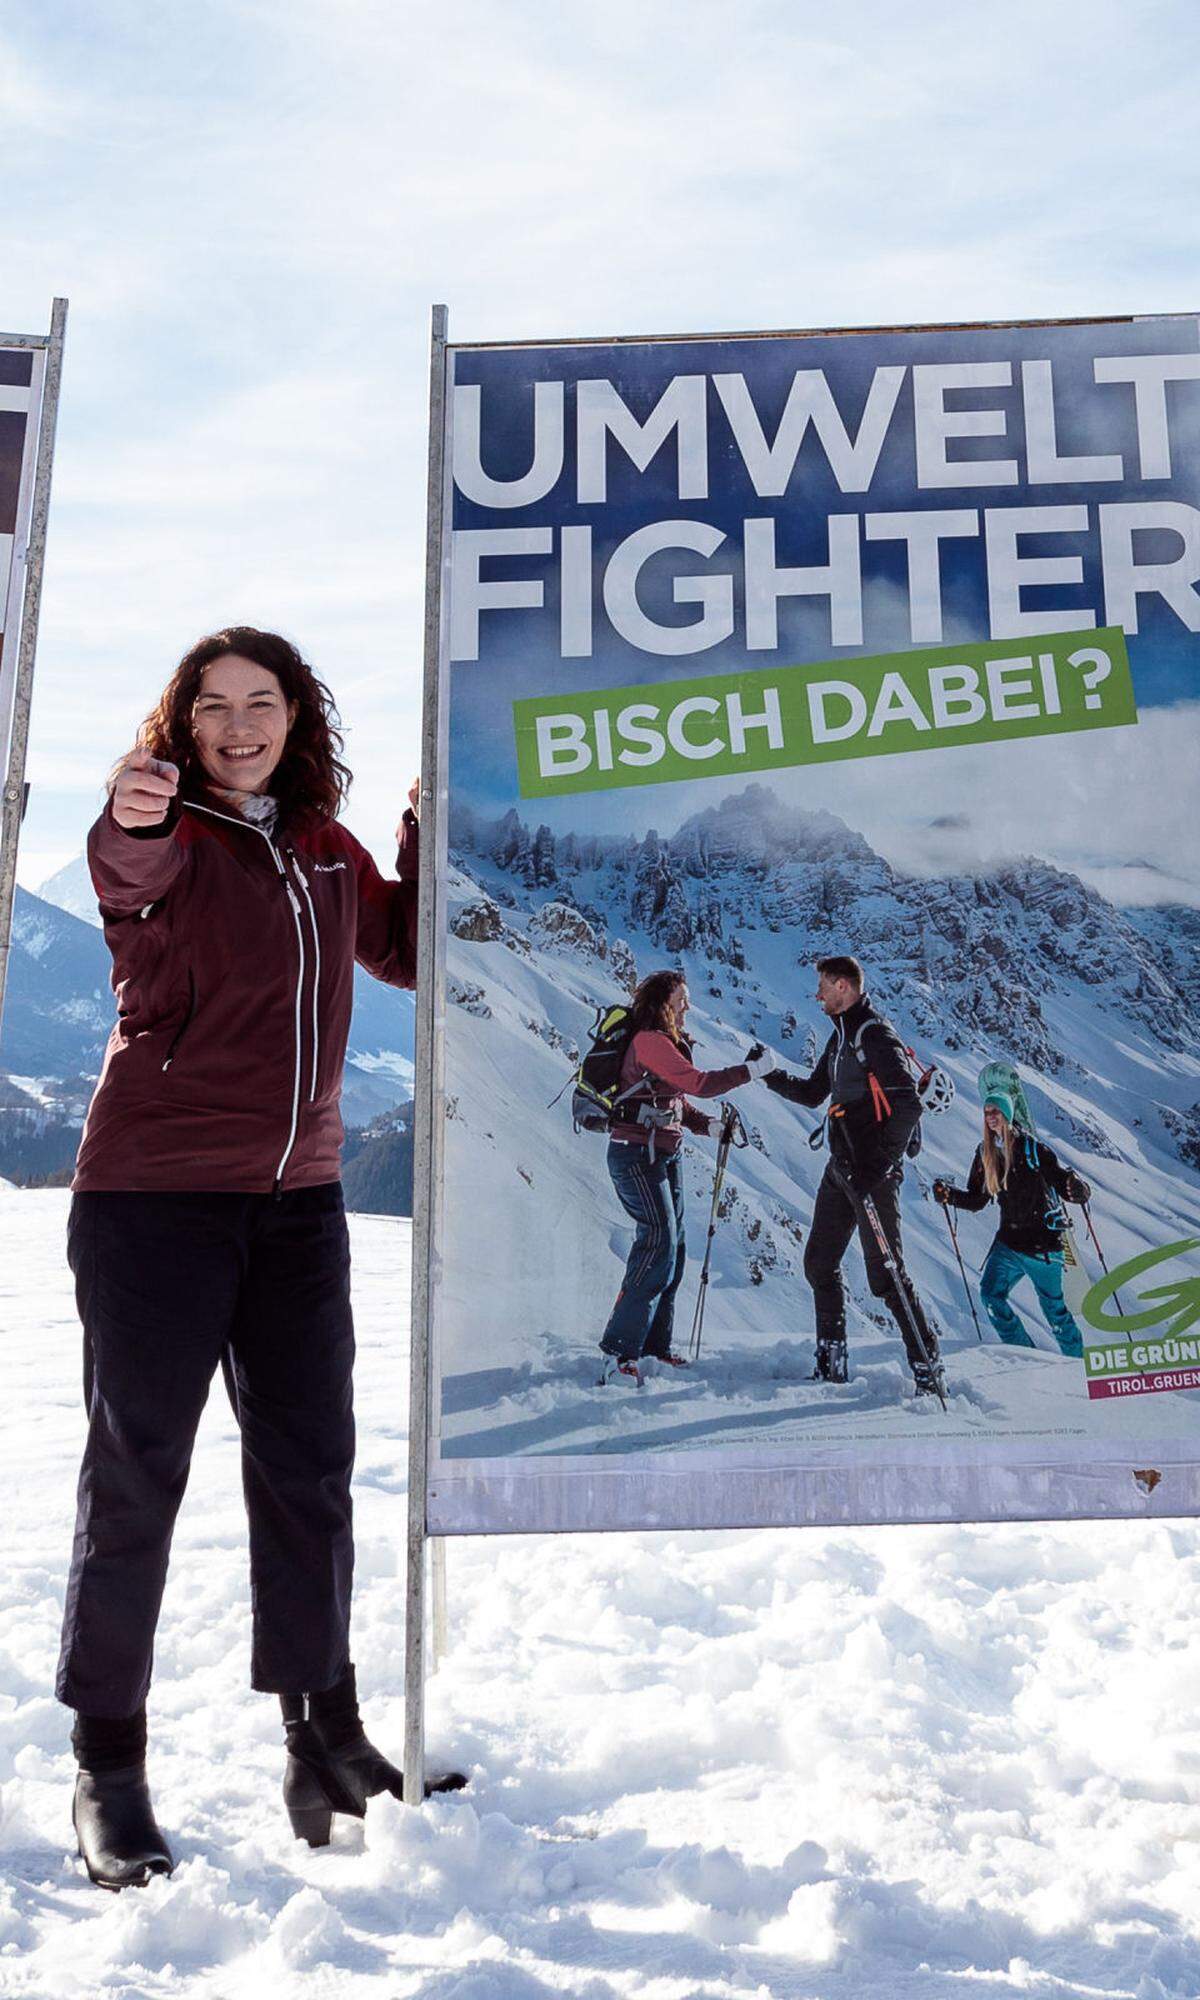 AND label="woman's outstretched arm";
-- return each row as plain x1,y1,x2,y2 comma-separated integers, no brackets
89,749,185,917
350,803,419,990
935,1148,991,1211
630,1030,751,1099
